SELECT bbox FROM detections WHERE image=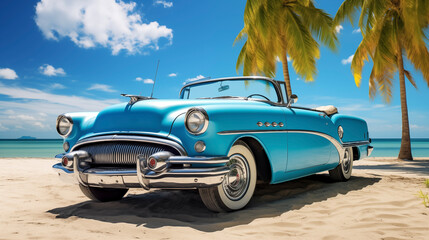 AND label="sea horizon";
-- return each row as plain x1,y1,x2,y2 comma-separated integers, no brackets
0,138,428,158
